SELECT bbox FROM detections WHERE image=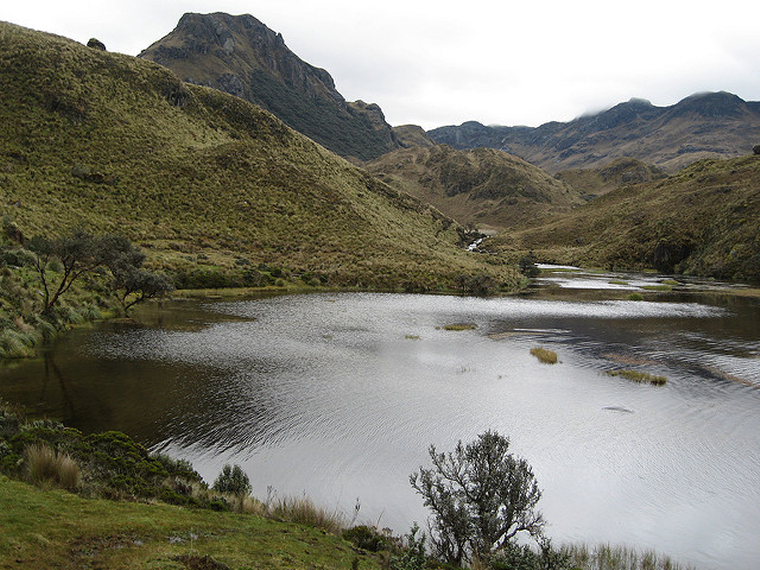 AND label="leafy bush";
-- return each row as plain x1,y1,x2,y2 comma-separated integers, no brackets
212,464,252,496
343,525,395,552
